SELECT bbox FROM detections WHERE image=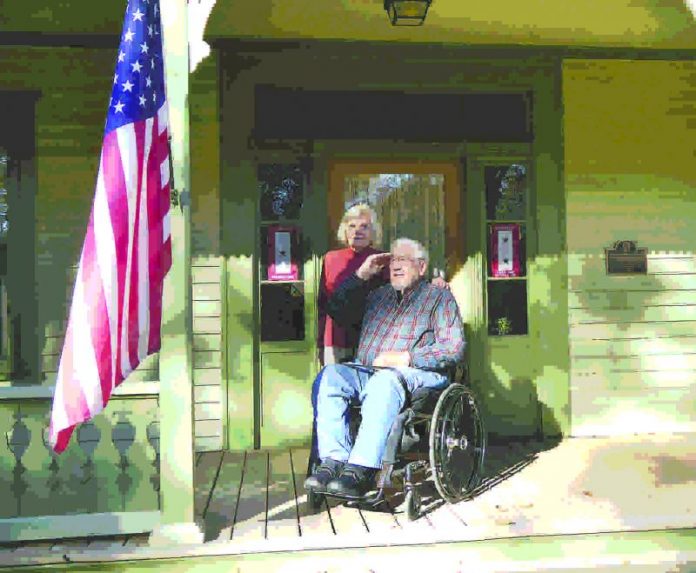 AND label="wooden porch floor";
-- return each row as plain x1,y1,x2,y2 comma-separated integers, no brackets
0,440,547,562
3,434,696,569
194,447,441,544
